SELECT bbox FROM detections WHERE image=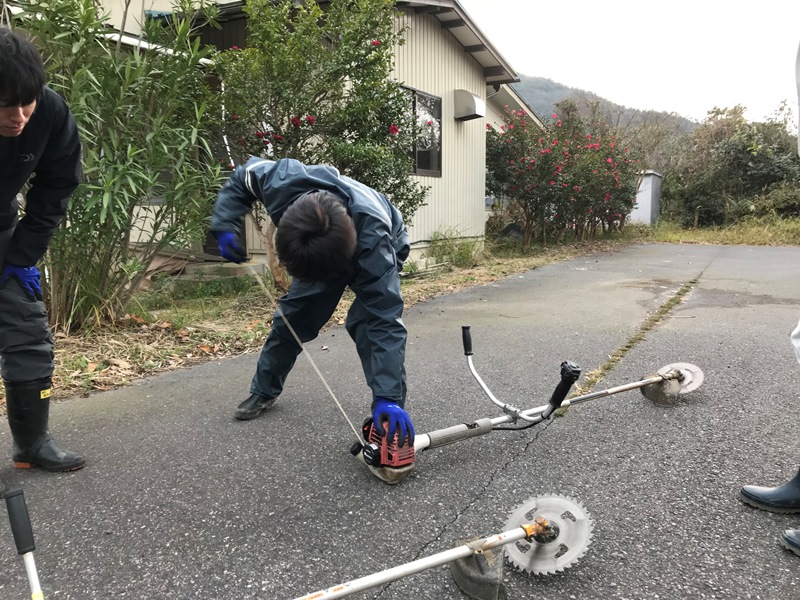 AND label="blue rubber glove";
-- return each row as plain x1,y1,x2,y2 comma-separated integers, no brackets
372,398,415,448
0,263,42,302
213,231,247,264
